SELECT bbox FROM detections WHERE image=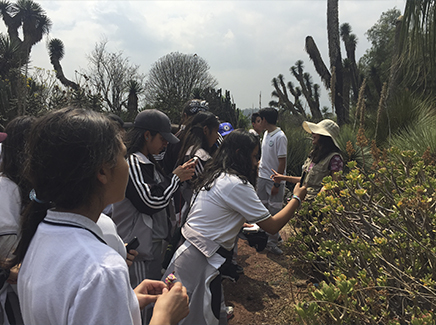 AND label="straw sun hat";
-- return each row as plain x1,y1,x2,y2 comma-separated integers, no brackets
302,119,340,148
